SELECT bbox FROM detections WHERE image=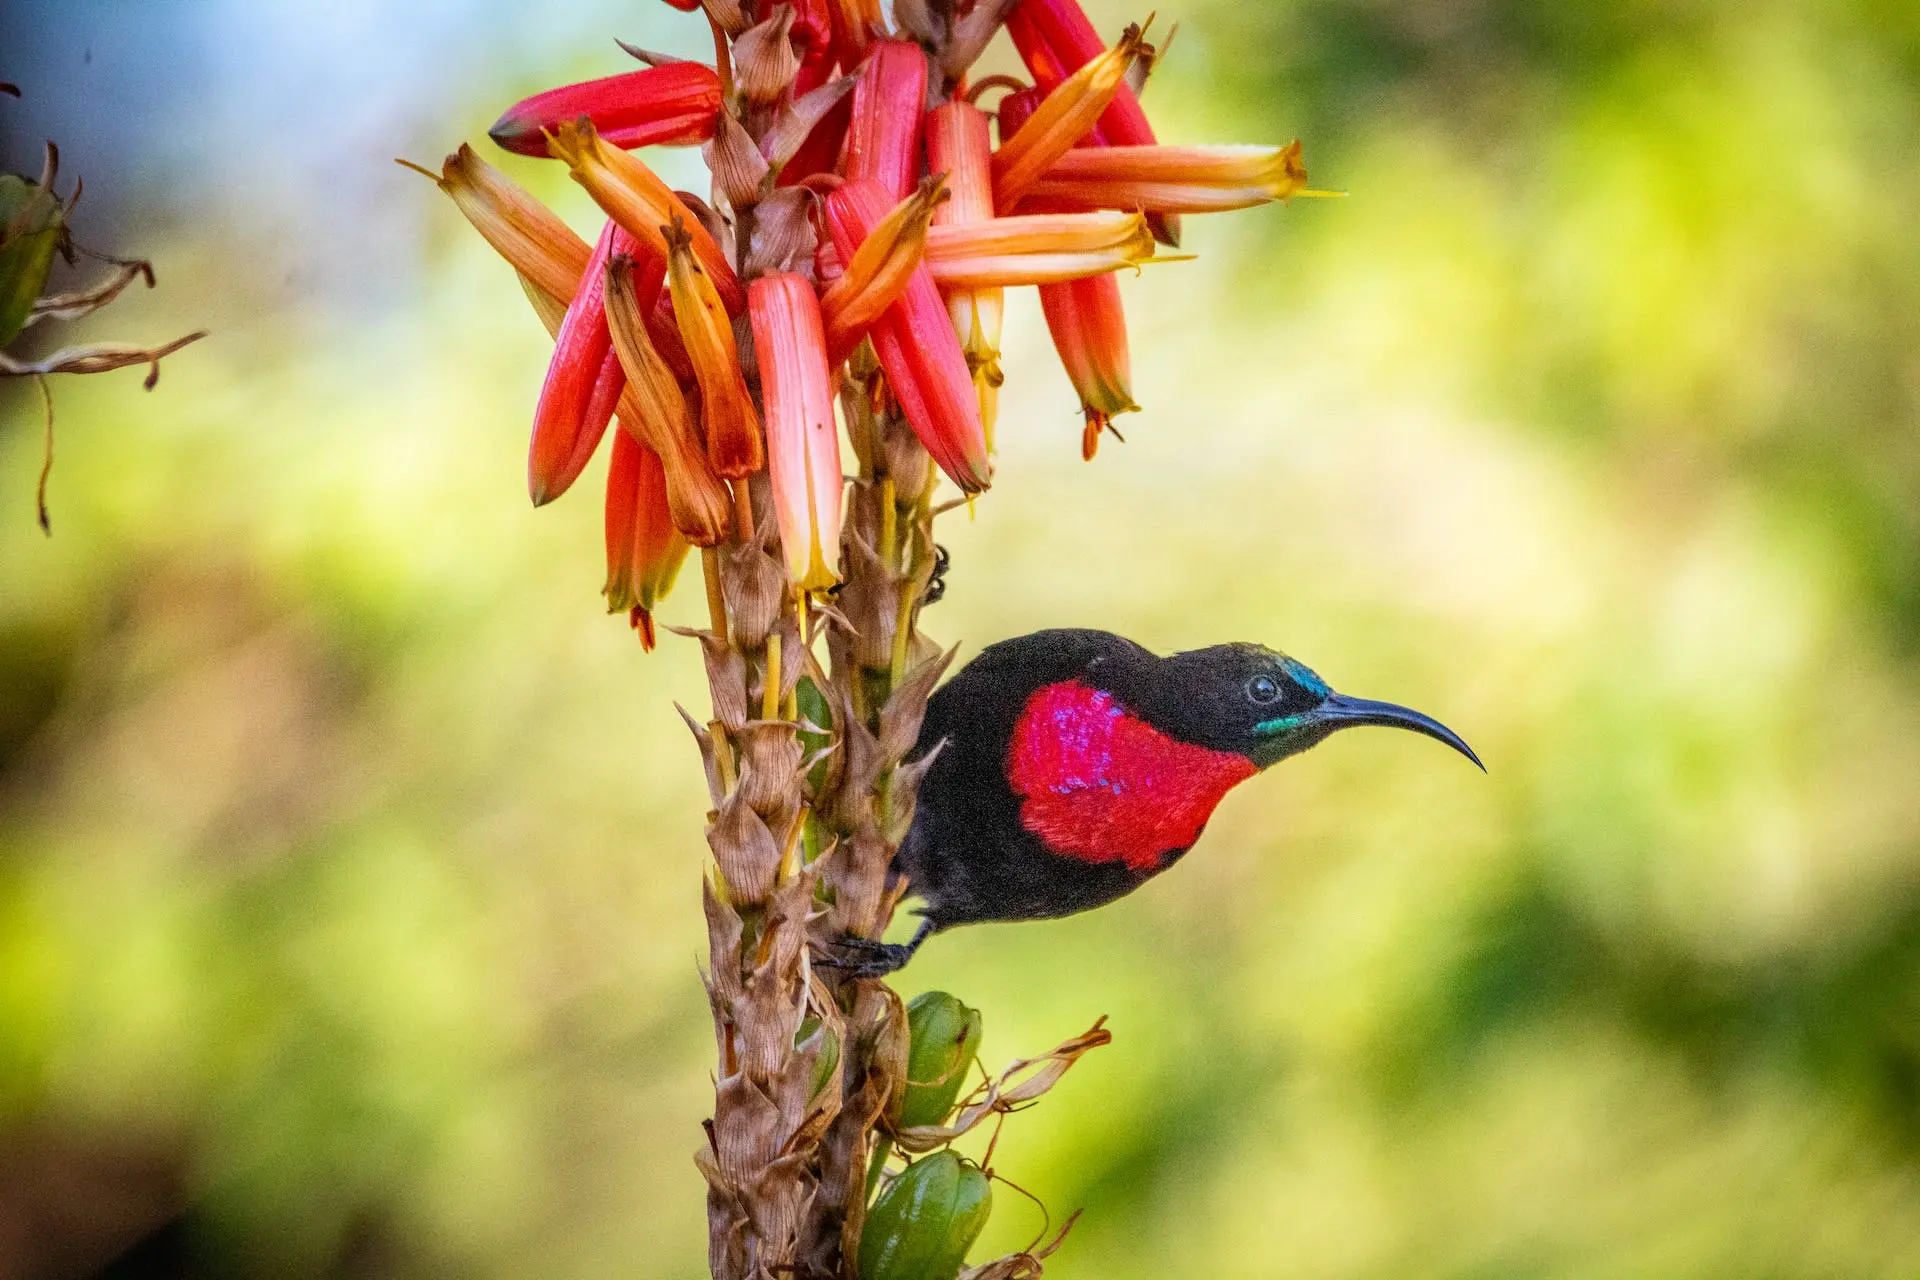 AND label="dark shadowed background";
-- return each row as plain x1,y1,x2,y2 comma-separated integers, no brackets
4,0,1920,1275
